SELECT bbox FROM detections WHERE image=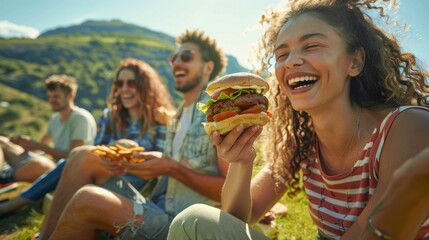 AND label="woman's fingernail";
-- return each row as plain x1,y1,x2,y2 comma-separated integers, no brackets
252,125,260,132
